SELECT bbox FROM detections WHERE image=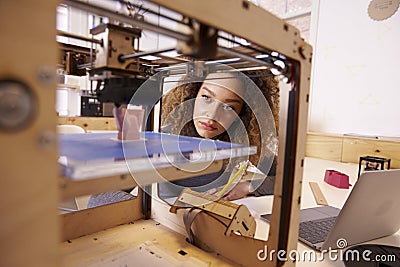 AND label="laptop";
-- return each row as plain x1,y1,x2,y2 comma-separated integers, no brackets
262,169,400,251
